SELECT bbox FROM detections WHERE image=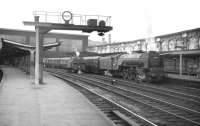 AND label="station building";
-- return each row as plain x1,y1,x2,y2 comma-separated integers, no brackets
87,28,200,81
0,28,88,75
